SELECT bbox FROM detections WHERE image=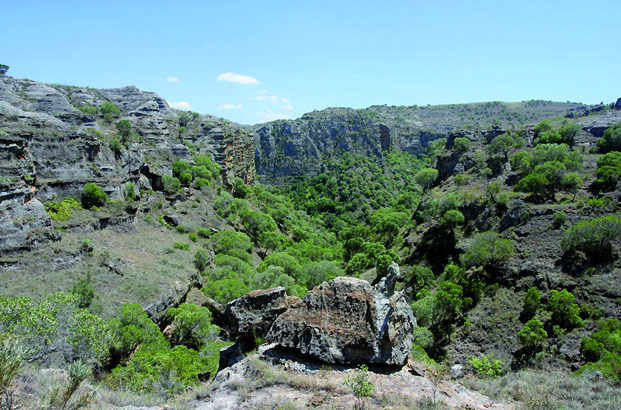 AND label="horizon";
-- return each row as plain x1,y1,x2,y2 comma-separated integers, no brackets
2,1,620,125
